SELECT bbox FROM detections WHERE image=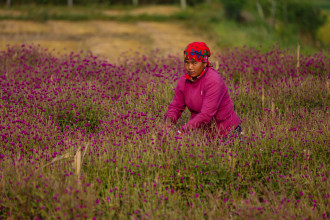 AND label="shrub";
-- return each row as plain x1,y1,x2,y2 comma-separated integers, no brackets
221,0,246,21
286,0,327,41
